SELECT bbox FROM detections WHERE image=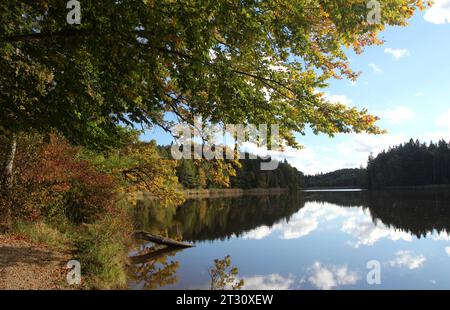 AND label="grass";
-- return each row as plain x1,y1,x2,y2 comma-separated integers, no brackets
8,201,134,289
73,204,133,289
11,221,71,251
